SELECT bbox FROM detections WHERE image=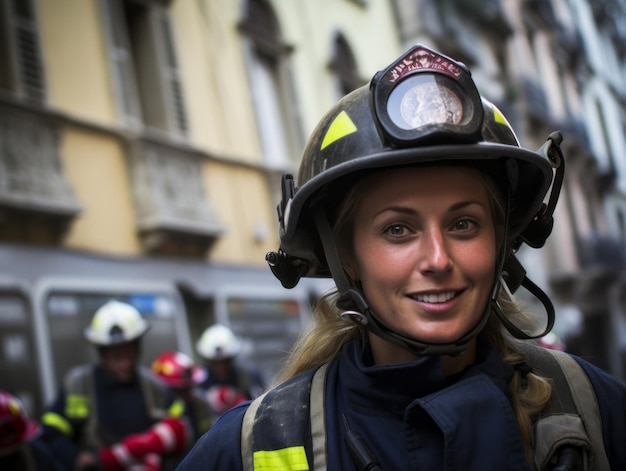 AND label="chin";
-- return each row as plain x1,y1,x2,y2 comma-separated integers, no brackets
116,373,135,383
409,328,470,345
